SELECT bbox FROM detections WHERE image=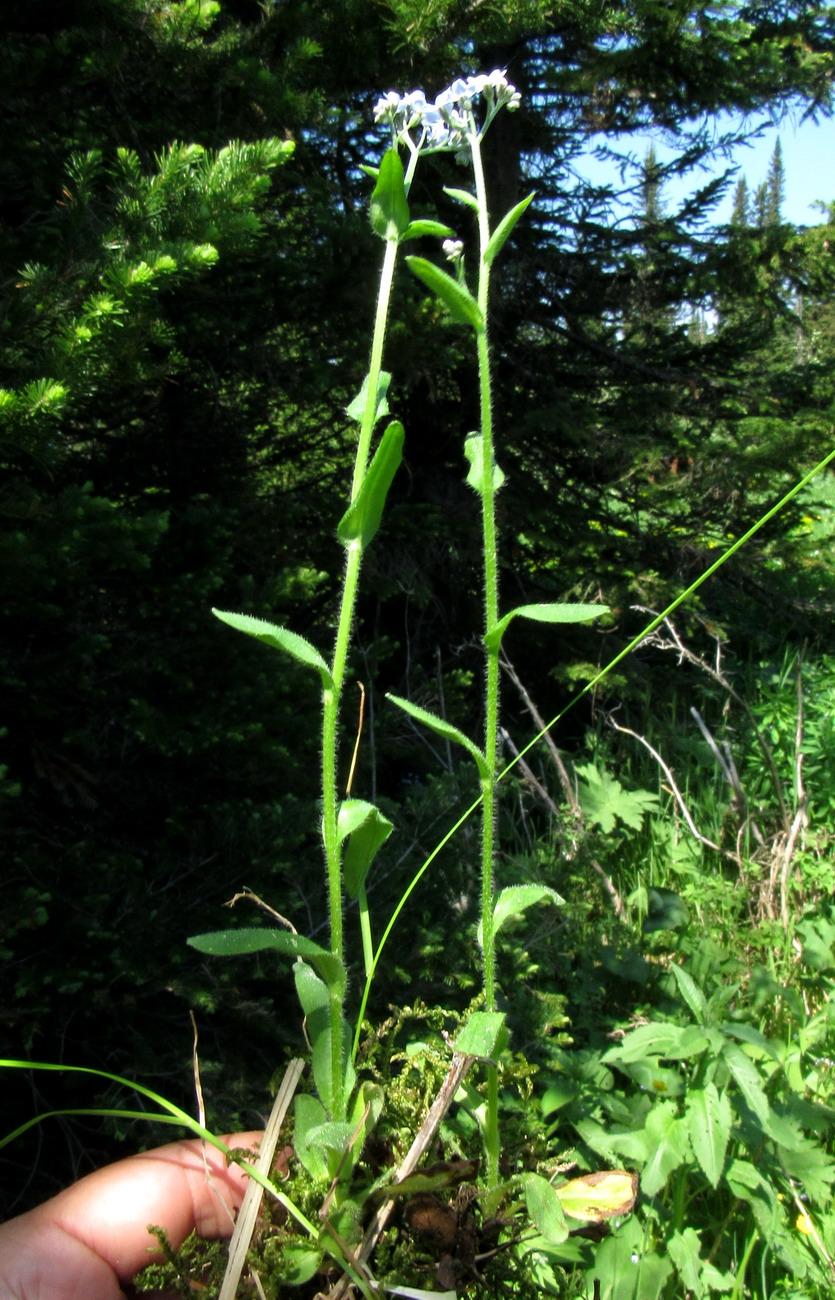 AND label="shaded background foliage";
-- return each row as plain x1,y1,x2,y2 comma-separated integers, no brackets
1,0,834,1217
